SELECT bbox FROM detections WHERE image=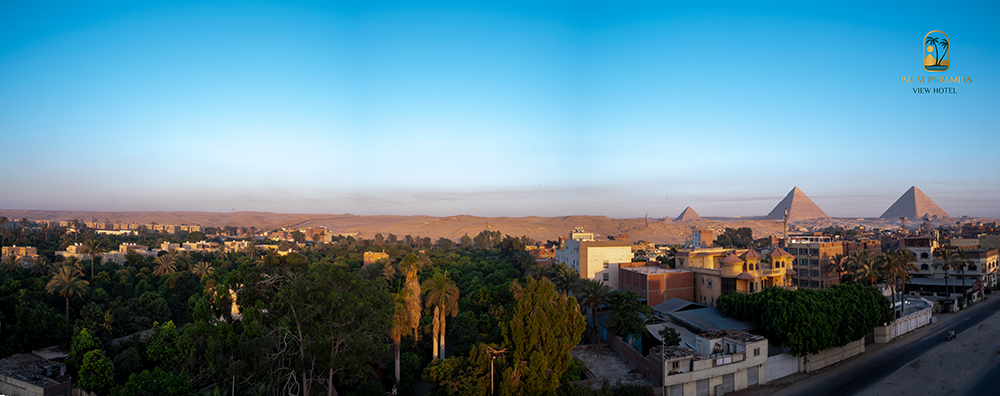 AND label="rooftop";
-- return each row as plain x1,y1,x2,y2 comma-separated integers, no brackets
668,307,752,334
